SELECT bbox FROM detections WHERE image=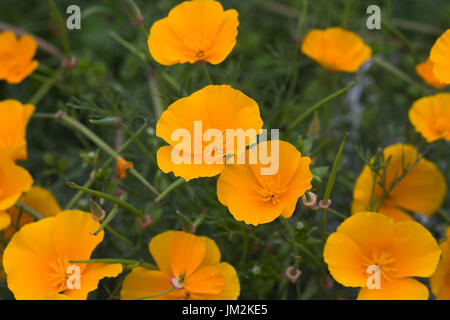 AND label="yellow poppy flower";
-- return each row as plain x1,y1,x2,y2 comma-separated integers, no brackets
116,157,134,178
0,31,39,84
1,185,61,236
430,29,450,84
120,230,240,300
416,58,447,89
0,158,33,212
2,210,123,300
217,140,313,226
352,144,446,222
156,85,263,181
324,212,441,300
0,99,35,161
148,0,239,65
301,27,371,72
409,93,450,142
430,227,450,300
